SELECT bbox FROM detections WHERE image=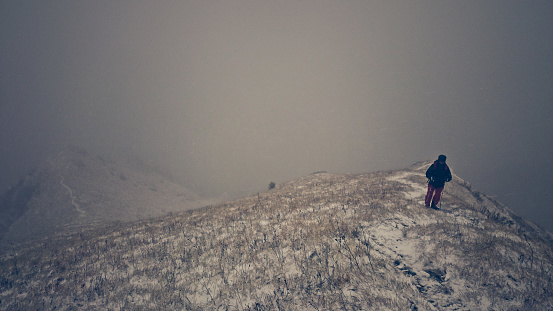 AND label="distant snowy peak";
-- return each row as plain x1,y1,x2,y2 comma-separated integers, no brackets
0,146,215,248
